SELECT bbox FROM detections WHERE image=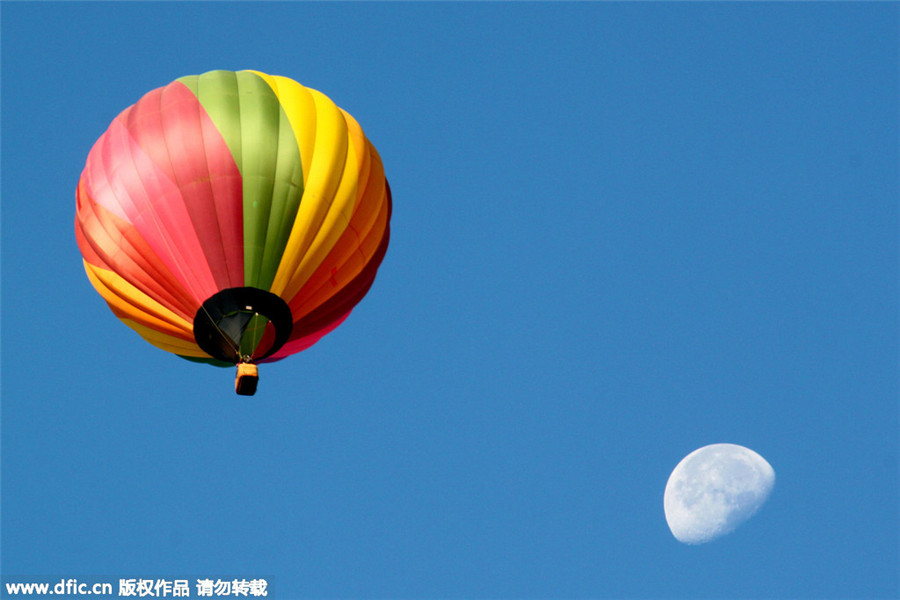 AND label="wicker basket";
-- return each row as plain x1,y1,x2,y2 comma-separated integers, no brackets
235,363,259,396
